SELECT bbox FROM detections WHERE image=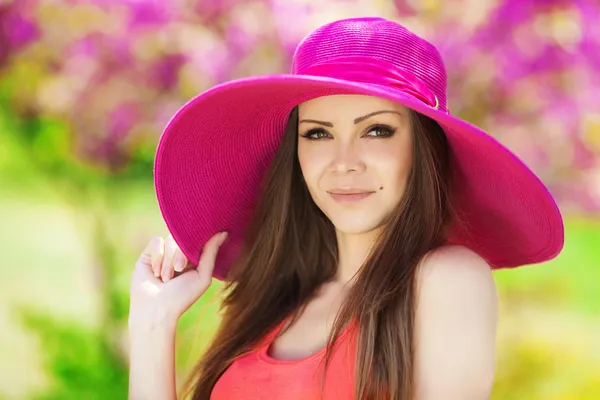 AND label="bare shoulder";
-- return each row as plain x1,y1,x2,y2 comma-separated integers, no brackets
413,245,498,399
415,244,498,336
416,244,497,297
